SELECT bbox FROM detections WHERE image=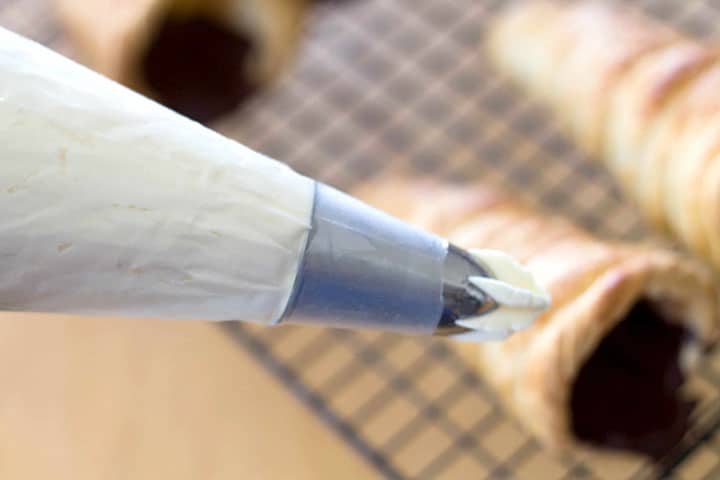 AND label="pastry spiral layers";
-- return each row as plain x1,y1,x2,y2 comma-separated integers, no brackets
488,1,720,268
357,178,719,456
